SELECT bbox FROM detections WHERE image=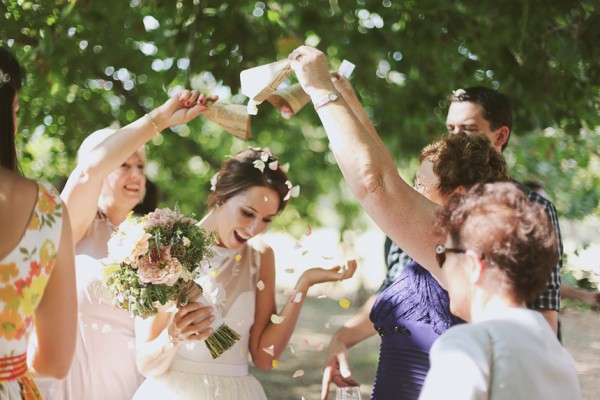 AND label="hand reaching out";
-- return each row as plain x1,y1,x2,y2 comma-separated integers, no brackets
167,302,215,344
321,335,360,400
300,259,358,288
